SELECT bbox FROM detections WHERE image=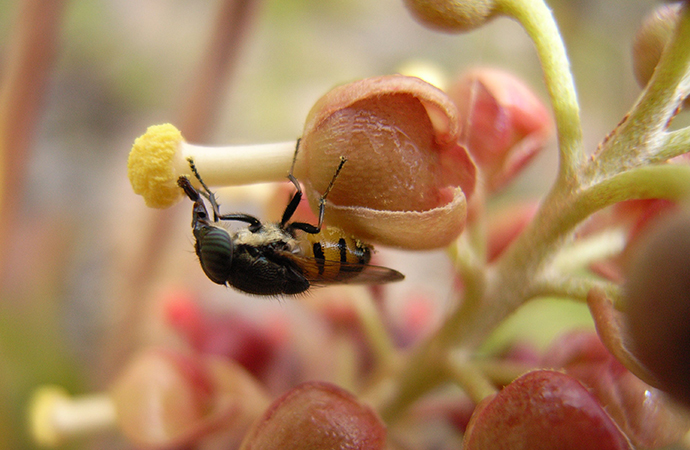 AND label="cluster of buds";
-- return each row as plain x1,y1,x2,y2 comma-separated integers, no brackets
32,0,690,449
